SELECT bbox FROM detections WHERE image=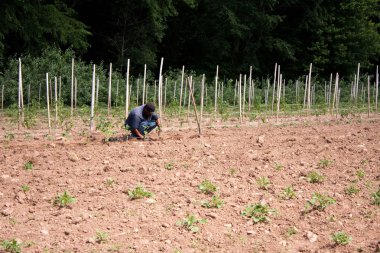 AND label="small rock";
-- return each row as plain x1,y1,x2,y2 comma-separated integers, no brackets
103,160,110,165
306,231,318,243
83,156,92,161
206,213,218,219
204,143,211,148
247,230,256,235
224,224,232,228
257,136,265,146
162,223,170,228
87,237,96,244
279,240,287,246
67,152,79,162
165,240,171,244
16,191,26,204
1,208,13,216
41,229,49,236
145,198,156,204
